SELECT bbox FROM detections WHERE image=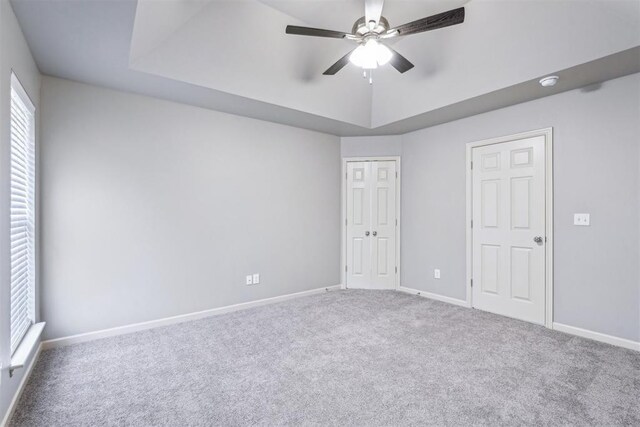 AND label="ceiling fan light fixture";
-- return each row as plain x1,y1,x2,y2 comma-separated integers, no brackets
375,43,392,66
350,42,375,69
349,39,392,69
